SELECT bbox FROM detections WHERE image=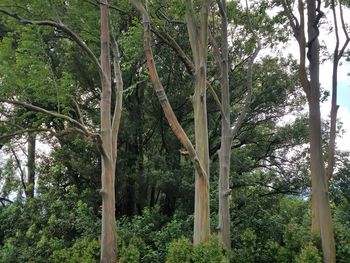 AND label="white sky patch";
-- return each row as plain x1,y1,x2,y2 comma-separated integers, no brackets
268,3,350,152
319,6,350,152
